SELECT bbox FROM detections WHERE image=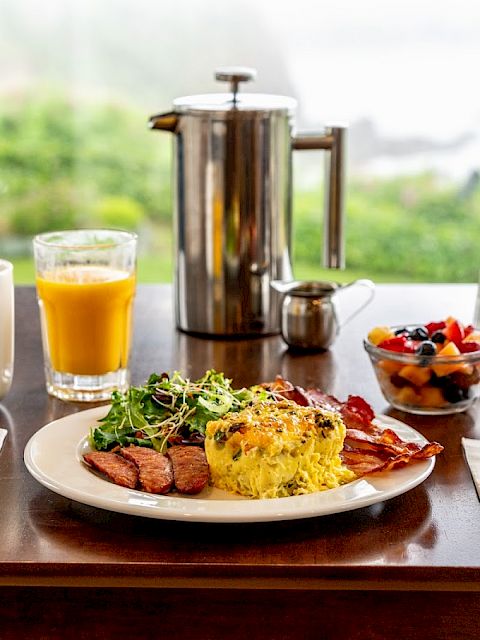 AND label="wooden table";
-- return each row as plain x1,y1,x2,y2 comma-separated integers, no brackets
1,284,479,639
